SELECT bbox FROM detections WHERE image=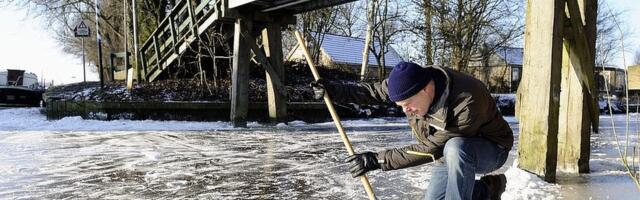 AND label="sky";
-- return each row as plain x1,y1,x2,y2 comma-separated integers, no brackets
0,1,639,85
0,4,99,85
